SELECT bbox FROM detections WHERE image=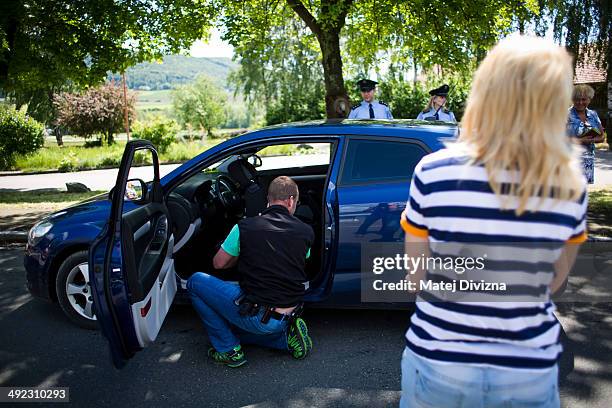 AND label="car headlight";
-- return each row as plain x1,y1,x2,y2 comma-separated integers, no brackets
28,221,53,245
